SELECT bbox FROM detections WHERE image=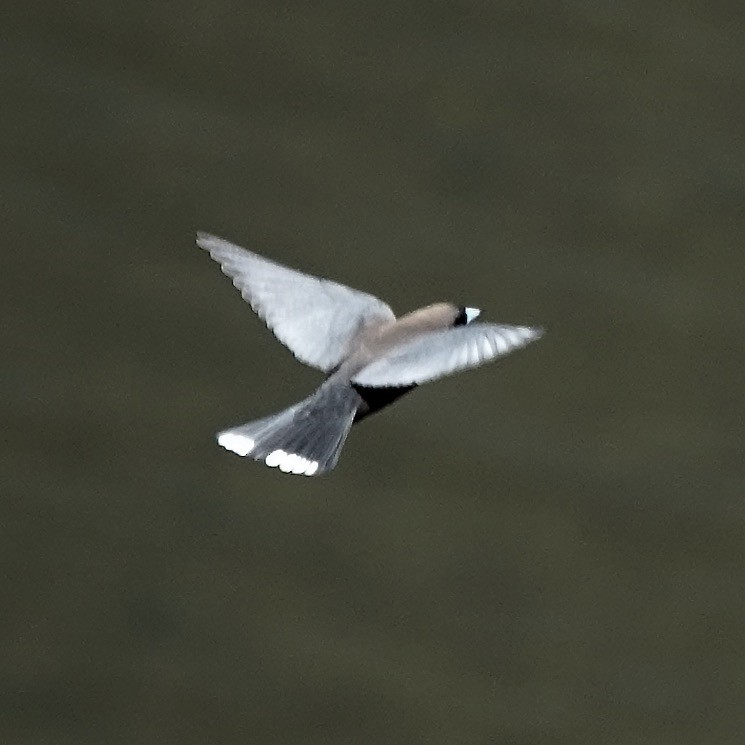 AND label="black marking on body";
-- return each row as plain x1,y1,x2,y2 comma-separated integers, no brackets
352,383,416,422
